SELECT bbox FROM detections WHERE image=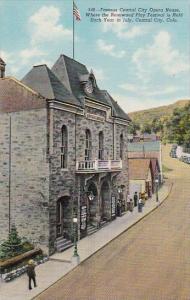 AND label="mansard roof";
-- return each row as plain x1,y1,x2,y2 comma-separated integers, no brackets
52,54,130,121
52,55,109,106
22,54,130,121
101,90,131,121
22,64,81,107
